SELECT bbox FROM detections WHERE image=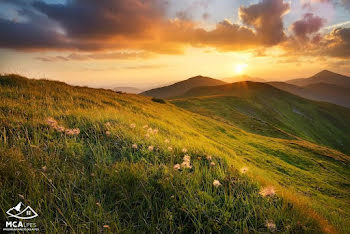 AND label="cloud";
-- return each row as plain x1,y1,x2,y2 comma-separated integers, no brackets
35,51,153,62
321,27,350,58
0,0,297,55
239,0,290,45
291,13,325,41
